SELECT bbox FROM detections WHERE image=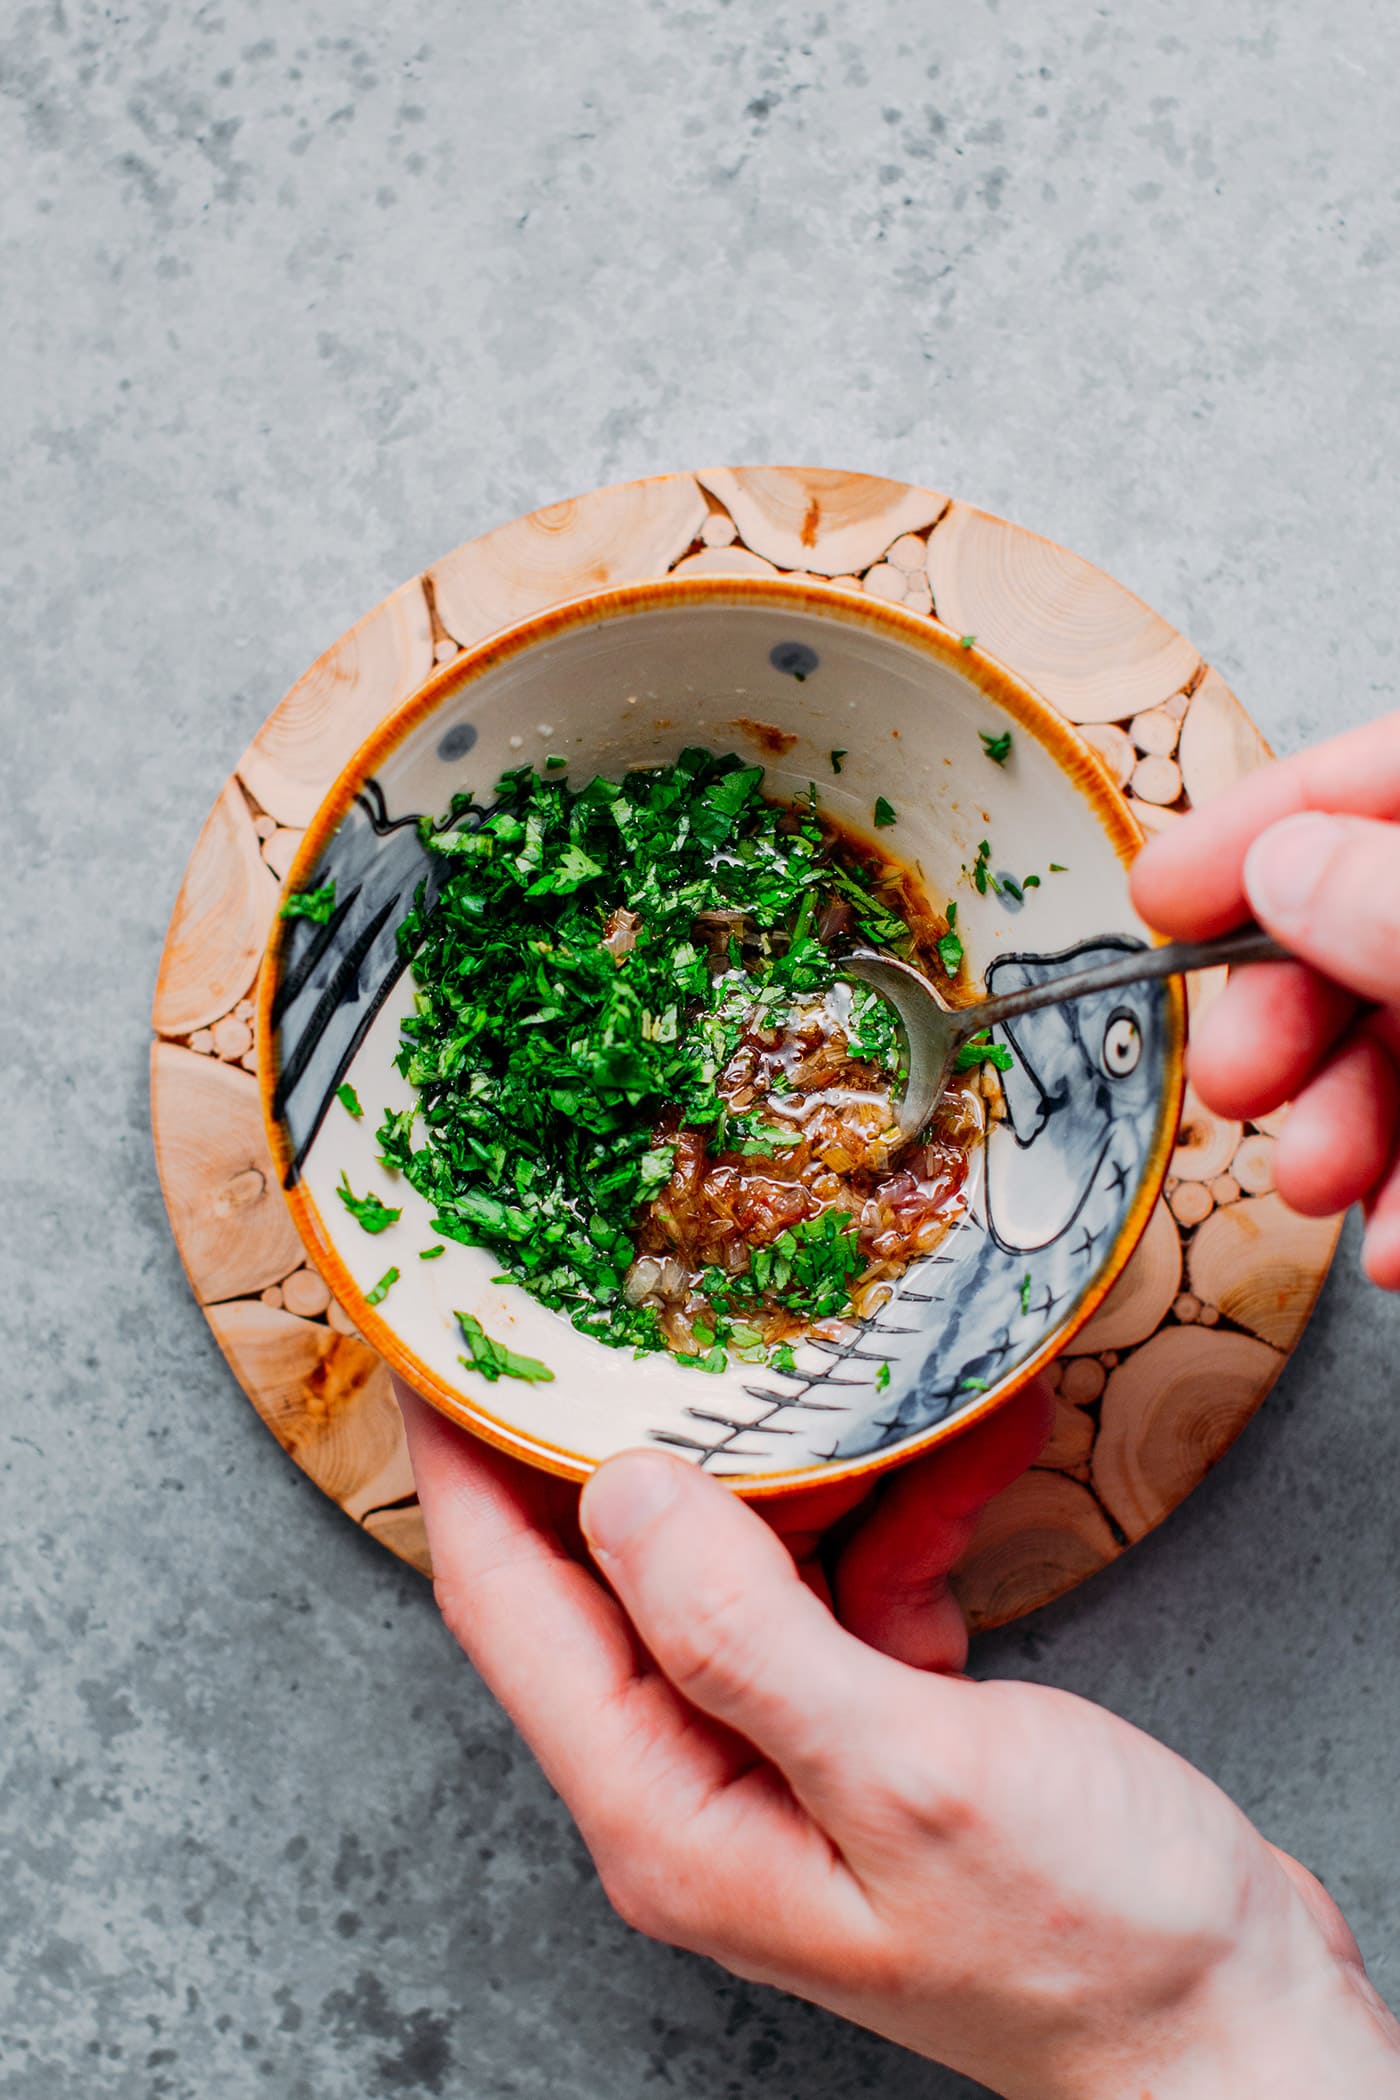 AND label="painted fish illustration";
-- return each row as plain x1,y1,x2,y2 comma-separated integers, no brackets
672,944,1170,1473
